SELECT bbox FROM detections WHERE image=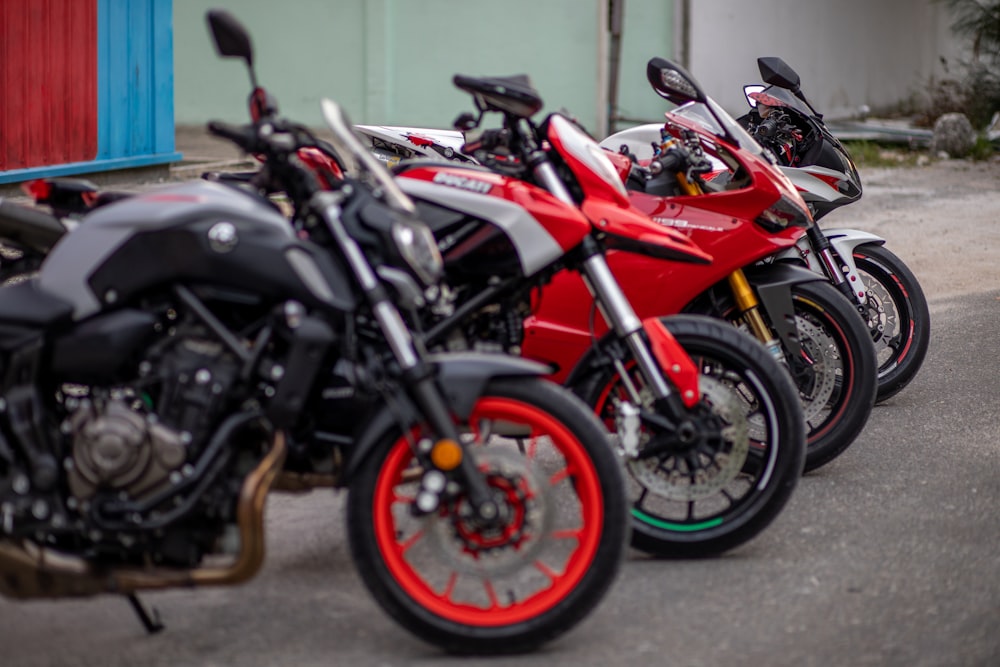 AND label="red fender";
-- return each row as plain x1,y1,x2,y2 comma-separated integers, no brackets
643,317,700,408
